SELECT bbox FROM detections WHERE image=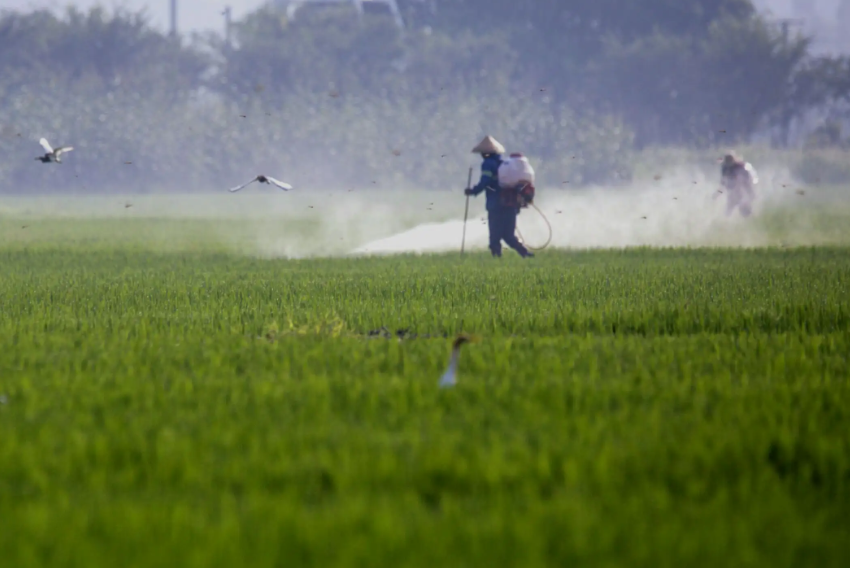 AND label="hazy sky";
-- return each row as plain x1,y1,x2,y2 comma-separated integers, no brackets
0,1,839,34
